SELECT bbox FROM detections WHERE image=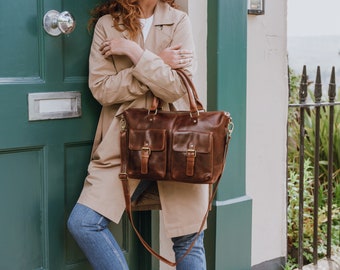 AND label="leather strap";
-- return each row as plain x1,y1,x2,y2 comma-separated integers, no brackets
141,142,150,174
119,118,128,182
177,69,203,110
151,69,205,114
176,69,203,113
186,143,196,176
